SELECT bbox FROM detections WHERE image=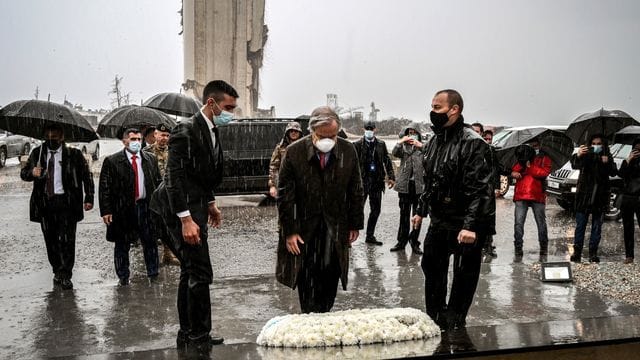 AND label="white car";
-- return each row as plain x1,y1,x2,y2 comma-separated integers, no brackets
67,139,101,160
